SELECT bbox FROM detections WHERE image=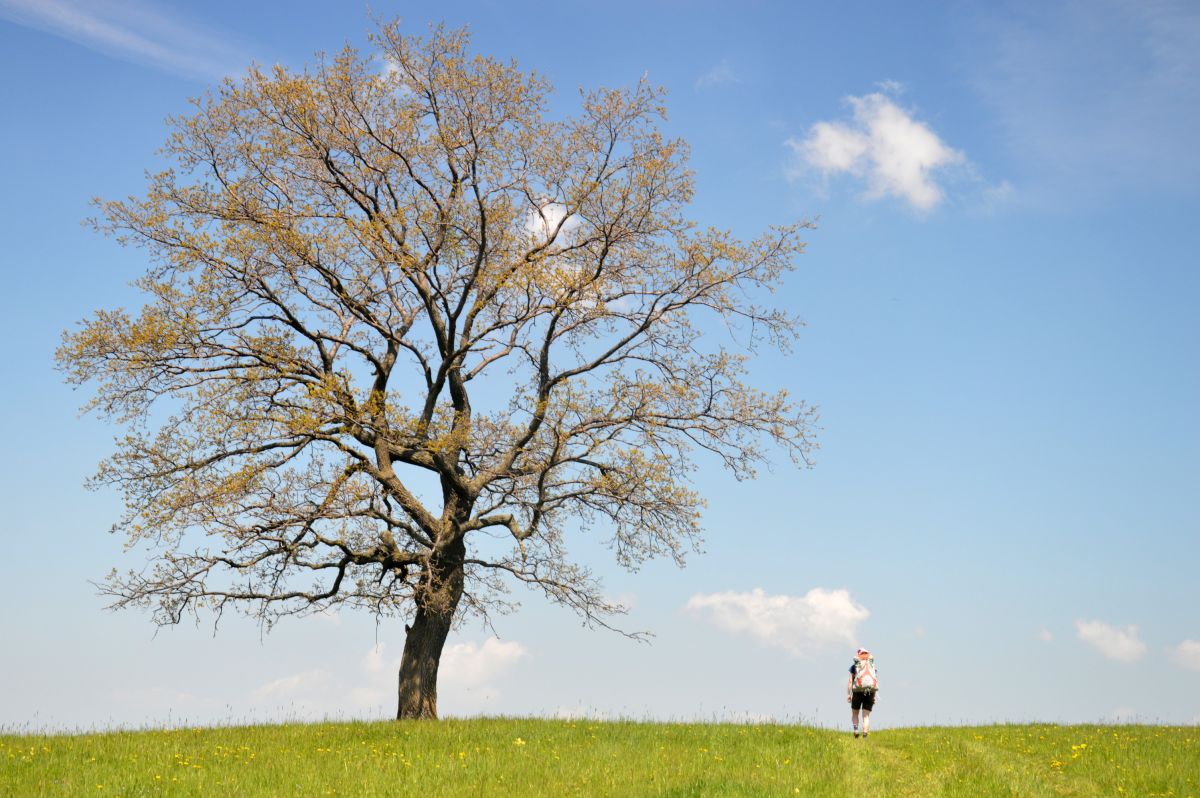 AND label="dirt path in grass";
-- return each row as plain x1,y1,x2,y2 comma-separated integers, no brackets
832,731,1107,798
834,734,941,798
